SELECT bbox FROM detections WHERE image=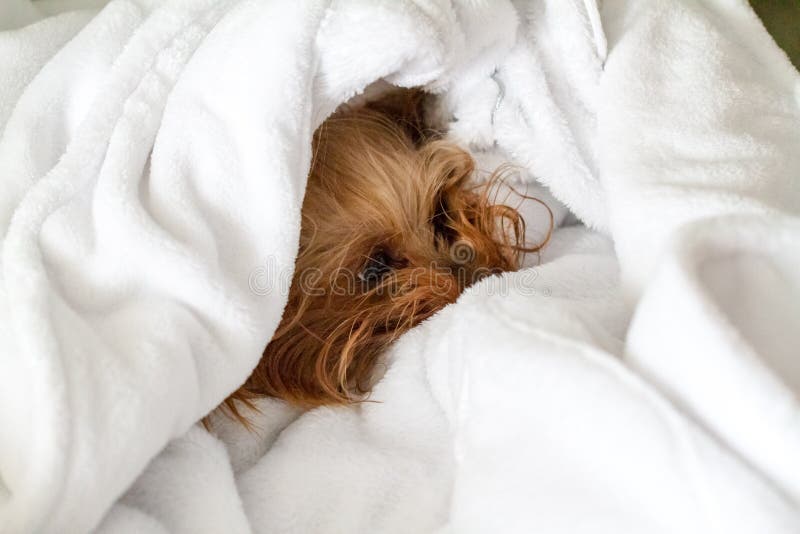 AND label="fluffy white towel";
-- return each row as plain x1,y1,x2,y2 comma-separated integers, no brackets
0,0,798,533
